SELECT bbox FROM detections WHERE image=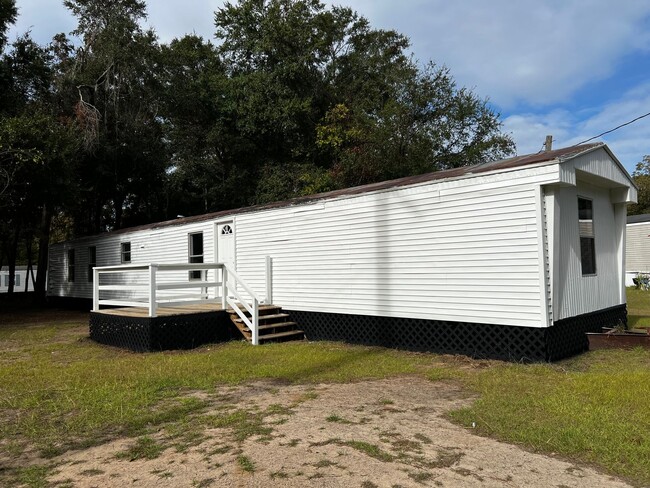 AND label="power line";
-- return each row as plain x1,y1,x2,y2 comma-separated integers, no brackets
574,110,650,146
